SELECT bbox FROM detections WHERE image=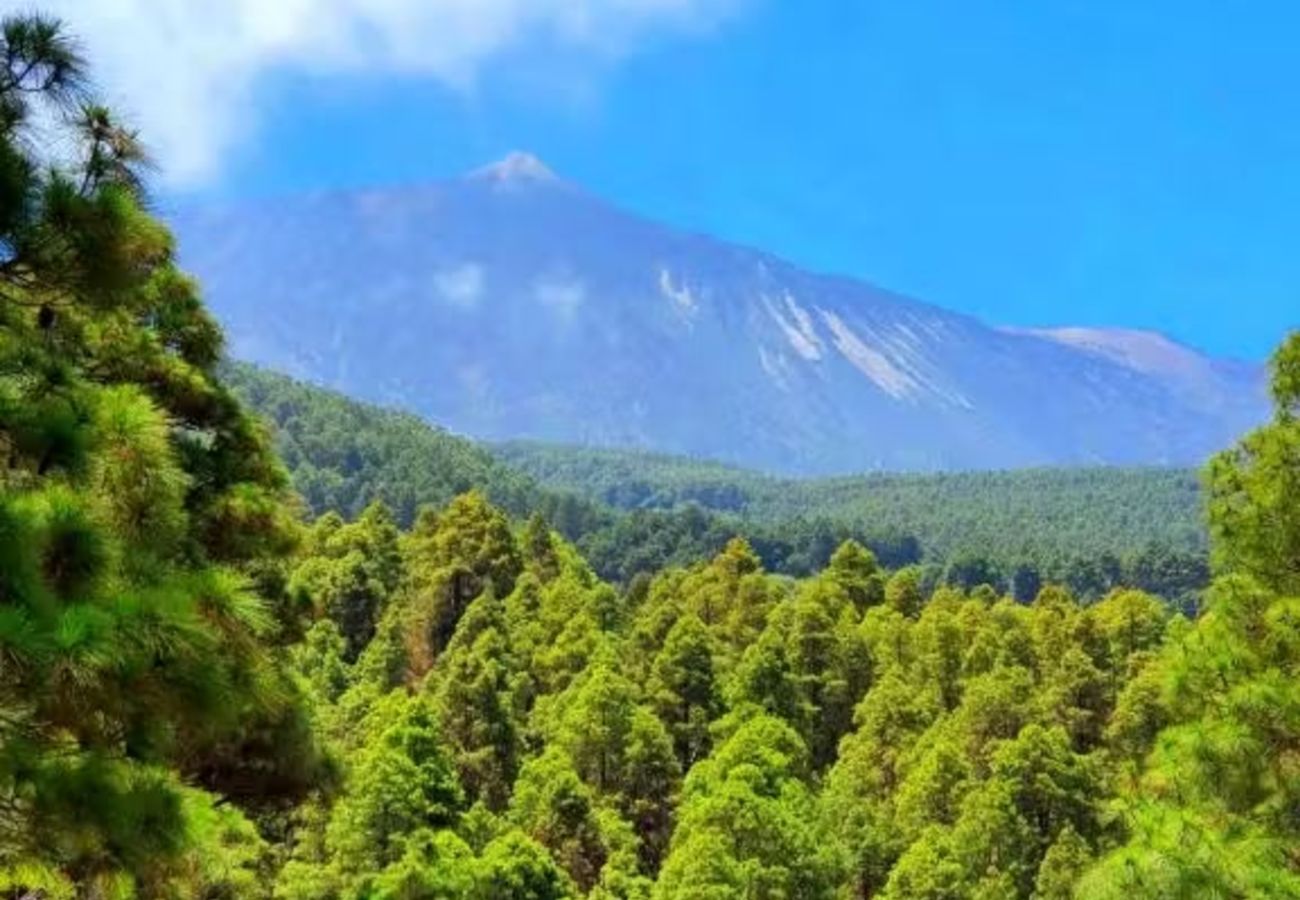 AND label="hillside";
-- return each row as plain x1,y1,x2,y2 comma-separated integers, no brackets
222,362,557,525
497,440,1210,600
495,440,1207,563
170,153,1266,474
228,364,1208,598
